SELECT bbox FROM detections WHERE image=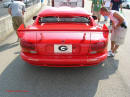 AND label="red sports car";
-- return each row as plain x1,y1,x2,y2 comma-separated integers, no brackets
17,7,109,67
